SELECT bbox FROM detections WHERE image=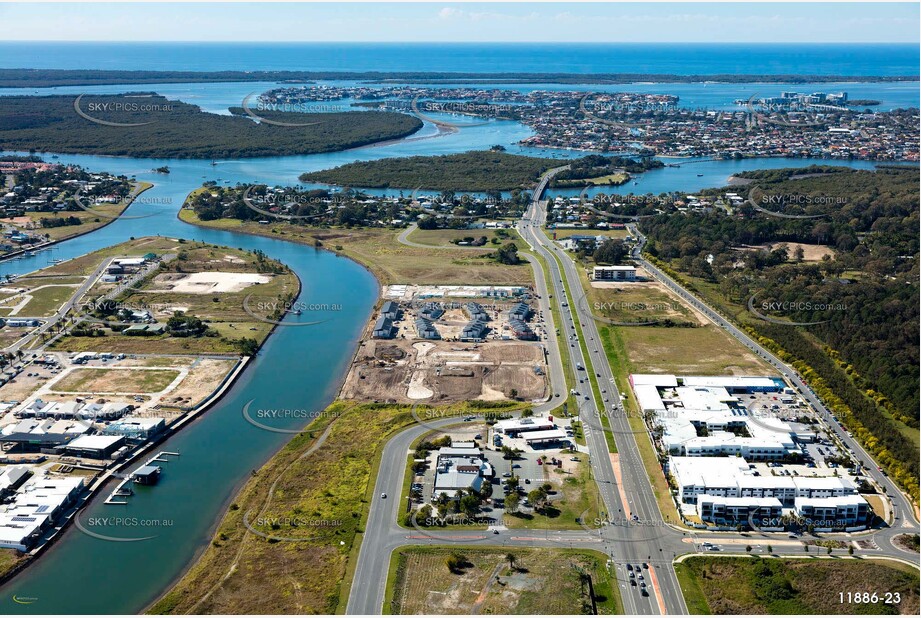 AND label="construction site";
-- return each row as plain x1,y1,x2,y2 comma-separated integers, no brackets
341,286,549,404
